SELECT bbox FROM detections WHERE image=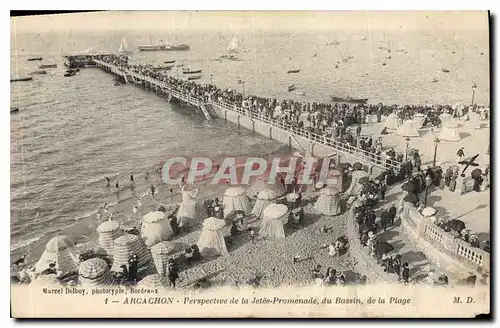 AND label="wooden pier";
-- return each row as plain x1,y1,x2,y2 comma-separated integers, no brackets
90,58,401,171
